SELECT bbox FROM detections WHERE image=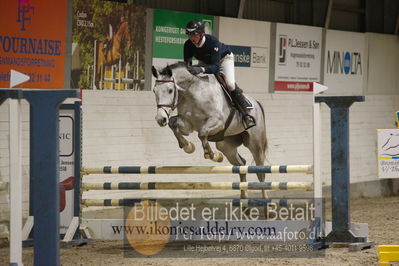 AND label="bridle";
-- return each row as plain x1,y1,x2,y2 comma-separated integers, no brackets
155,78,178,118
